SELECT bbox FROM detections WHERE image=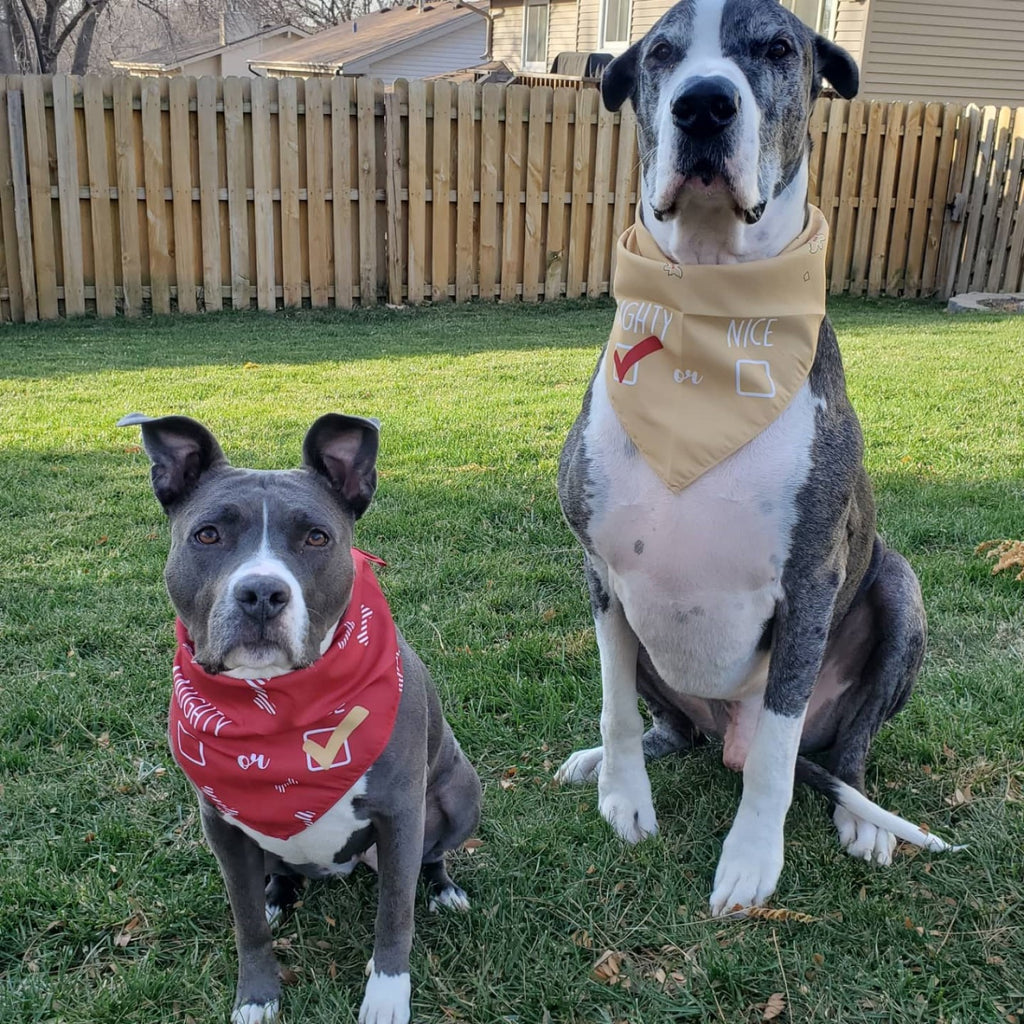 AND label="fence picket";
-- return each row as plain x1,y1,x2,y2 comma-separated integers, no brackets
1000,109,1024,292
250,76,276,311
356,77,377,306
431,79,453,301
587,97,615,299
904,102,941,297
478,84,501,302
52,75,85,316
196,76,222,312
4,87,34,321
955,106,999,296
23,76,58,318
278,77,302,308
500,86,527,301
522,87,548,302
886,100,923,295
456,82,476,303
868,102,904,297
306,77,330,308
385,81,406,305
544,88,573,301
330,77,354,309
567,88,595,299
168,76,196,313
